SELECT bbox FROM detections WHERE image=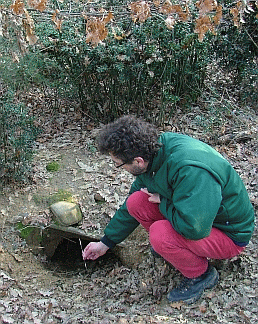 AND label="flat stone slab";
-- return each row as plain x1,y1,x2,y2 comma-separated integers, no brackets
17,222,148,267
41,224,101,258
